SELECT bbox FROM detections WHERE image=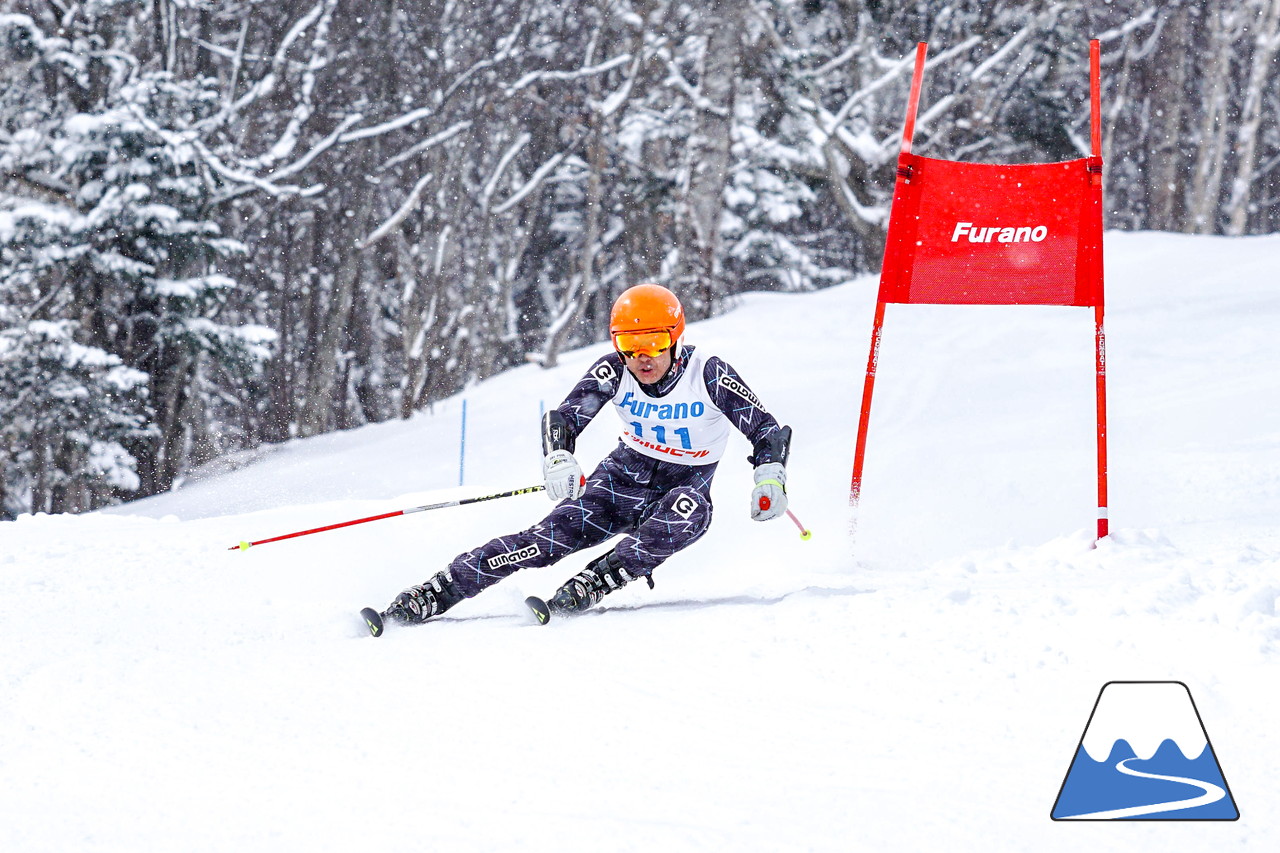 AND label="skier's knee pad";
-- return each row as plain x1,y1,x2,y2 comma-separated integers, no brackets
657,487,712,537
619,488,713,576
